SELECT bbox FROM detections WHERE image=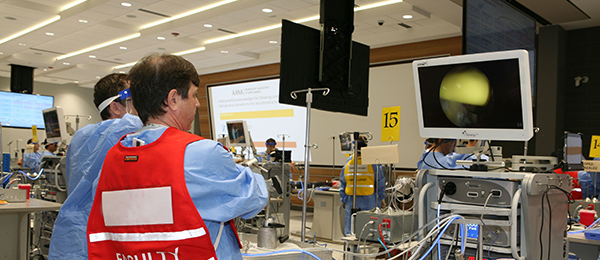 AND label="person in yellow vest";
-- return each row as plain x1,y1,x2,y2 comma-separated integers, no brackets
339,135,386,235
